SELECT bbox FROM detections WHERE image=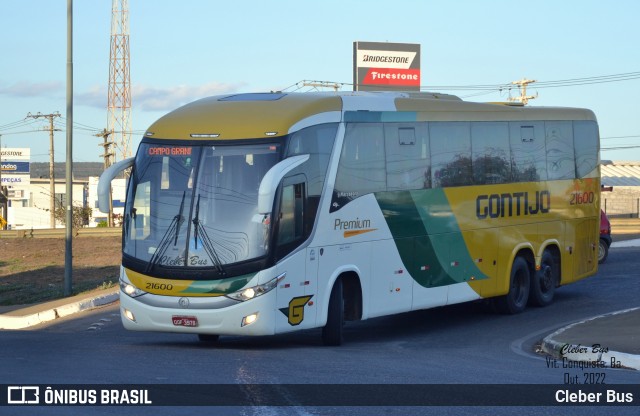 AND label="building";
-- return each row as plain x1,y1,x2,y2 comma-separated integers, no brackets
3,162,126,230
5,159,640,228
601,160,640,217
